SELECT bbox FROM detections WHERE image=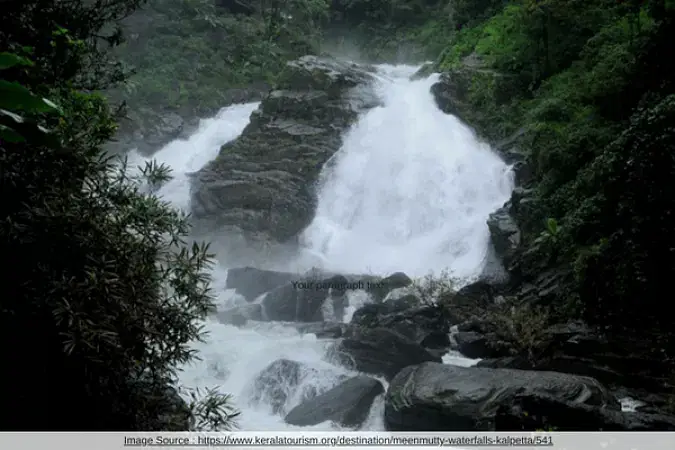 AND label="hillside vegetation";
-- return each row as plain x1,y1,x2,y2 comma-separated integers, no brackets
0,0,238,430
427,0,675,357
